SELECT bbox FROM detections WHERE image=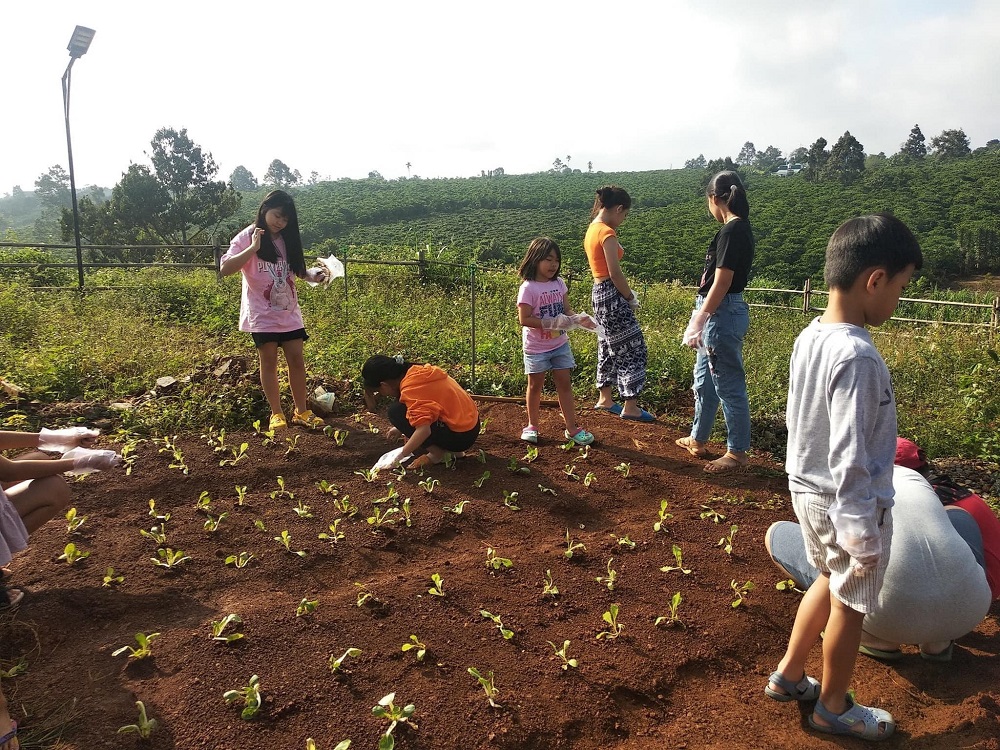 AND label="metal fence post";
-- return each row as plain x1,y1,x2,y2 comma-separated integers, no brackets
469,262,477,392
